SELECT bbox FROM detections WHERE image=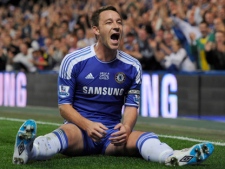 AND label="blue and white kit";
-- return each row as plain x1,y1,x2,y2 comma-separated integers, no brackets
58,44,142,128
